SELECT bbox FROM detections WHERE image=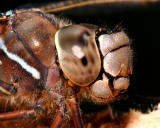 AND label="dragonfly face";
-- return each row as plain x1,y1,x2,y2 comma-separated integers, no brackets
0,1,144,127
